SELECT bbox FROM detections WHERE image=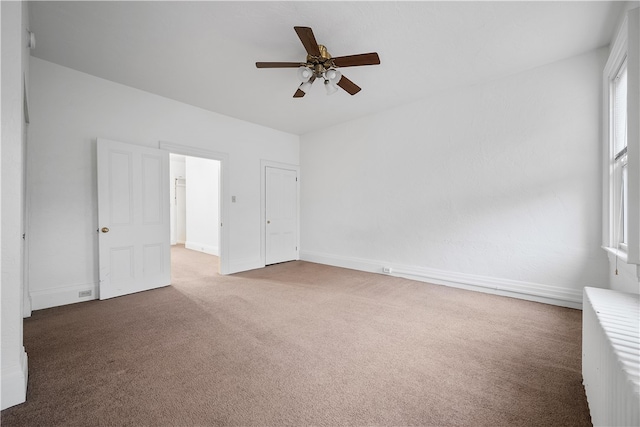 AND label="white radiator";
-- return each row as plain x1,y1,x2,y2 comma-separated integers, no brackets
583,287,640,427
